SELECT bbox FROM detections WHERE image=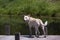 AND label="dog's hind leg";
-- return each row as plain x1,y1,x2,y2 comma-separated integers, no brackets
42,26,46,38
